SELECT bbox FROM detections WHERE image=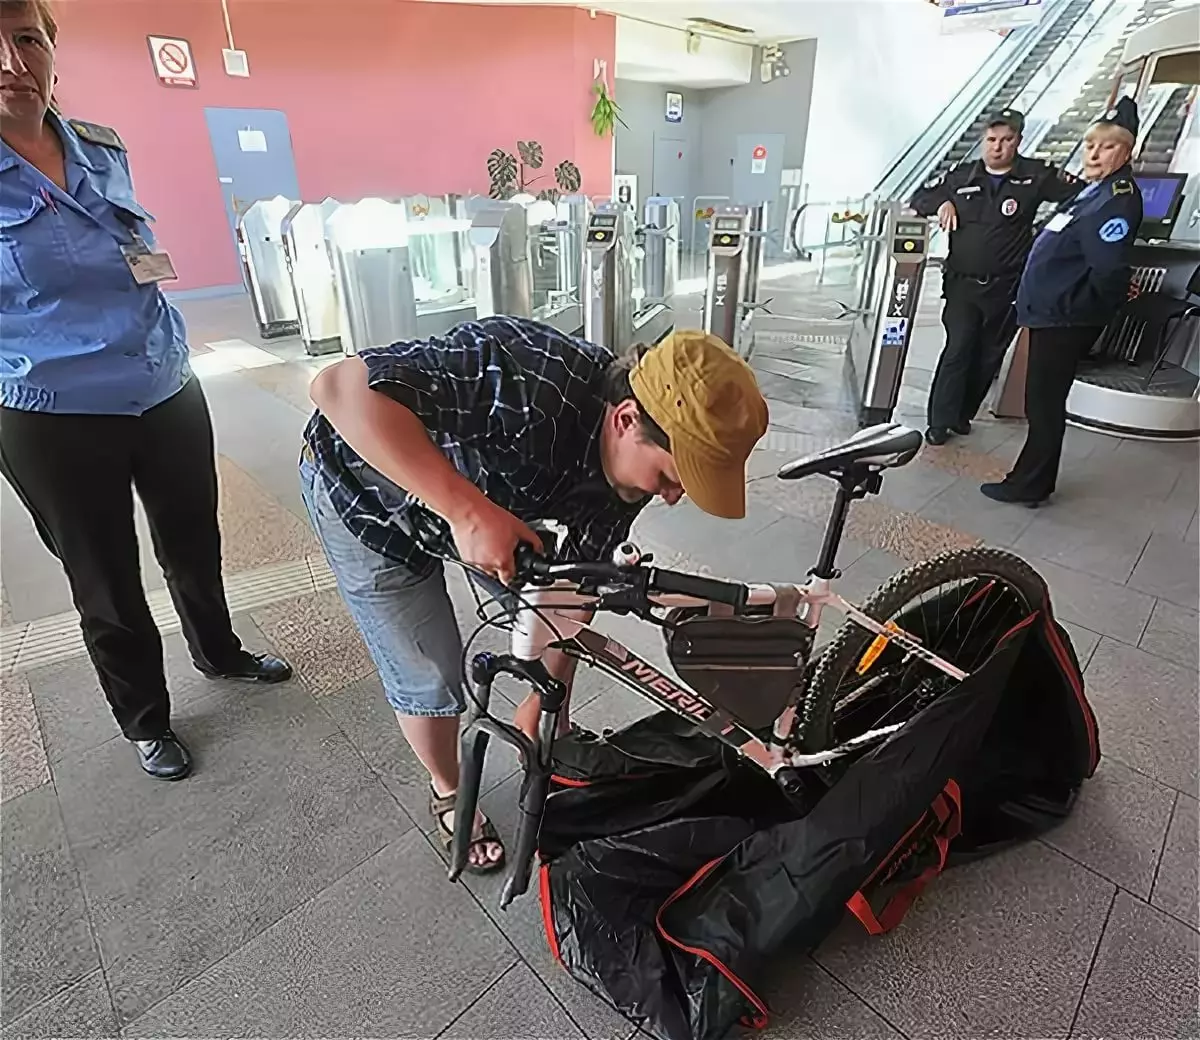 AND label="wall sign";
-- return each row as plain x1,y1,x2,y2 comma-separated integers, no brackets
665,91,684,124
148,35,197,88
751,144,768,175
